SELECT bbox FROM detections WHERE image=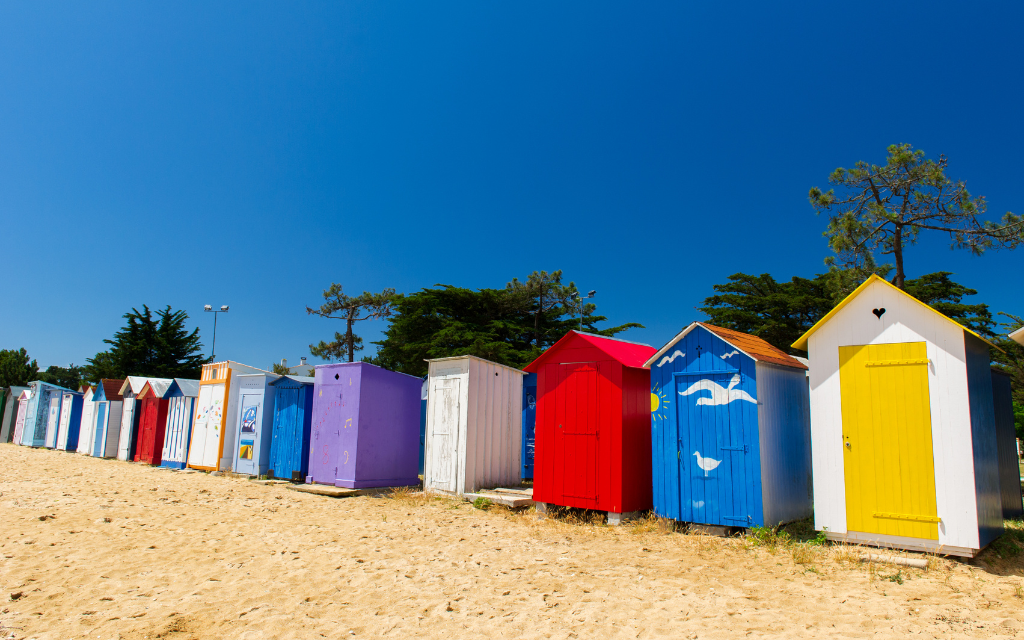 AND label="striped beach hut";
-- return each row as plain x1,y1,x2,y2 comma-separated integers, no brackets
267,375,314,482
1,386,29,443
55,389,84,451
160,378,200,469
134,379,174,465
90,380,125,458
645,322,812,529
794,274,1006,557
